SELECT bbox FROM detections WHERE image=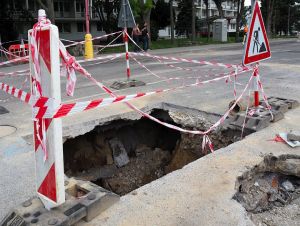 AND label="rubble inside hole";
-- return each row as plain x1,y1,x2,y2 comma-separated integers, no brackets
64,108,241,195
234,154,300,226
